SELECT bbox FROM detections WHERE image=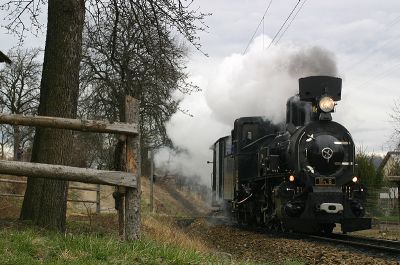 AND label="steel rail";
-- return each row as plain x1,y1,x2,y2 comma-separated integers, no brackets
306,233,400,254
